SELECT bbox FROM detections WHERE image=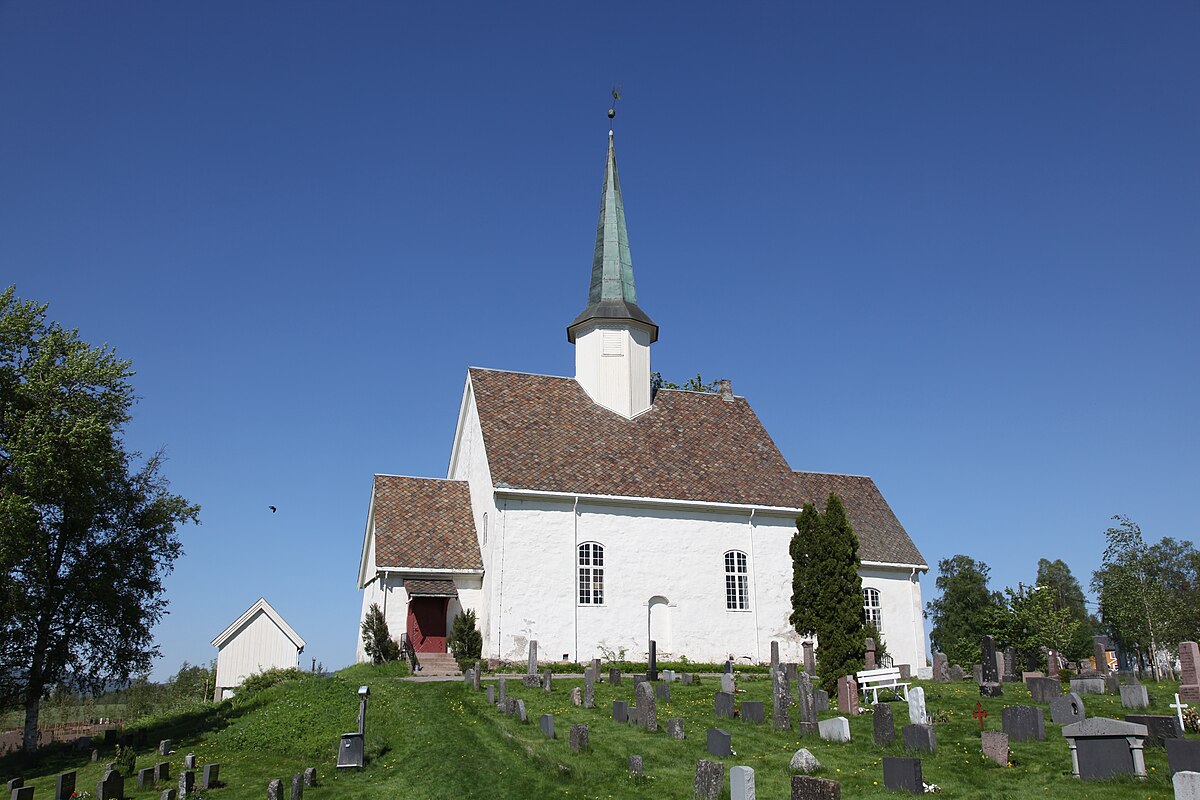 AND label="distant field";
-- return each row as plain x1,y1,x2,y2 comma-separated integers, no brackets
1,704,126,730
0,663,1191,799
